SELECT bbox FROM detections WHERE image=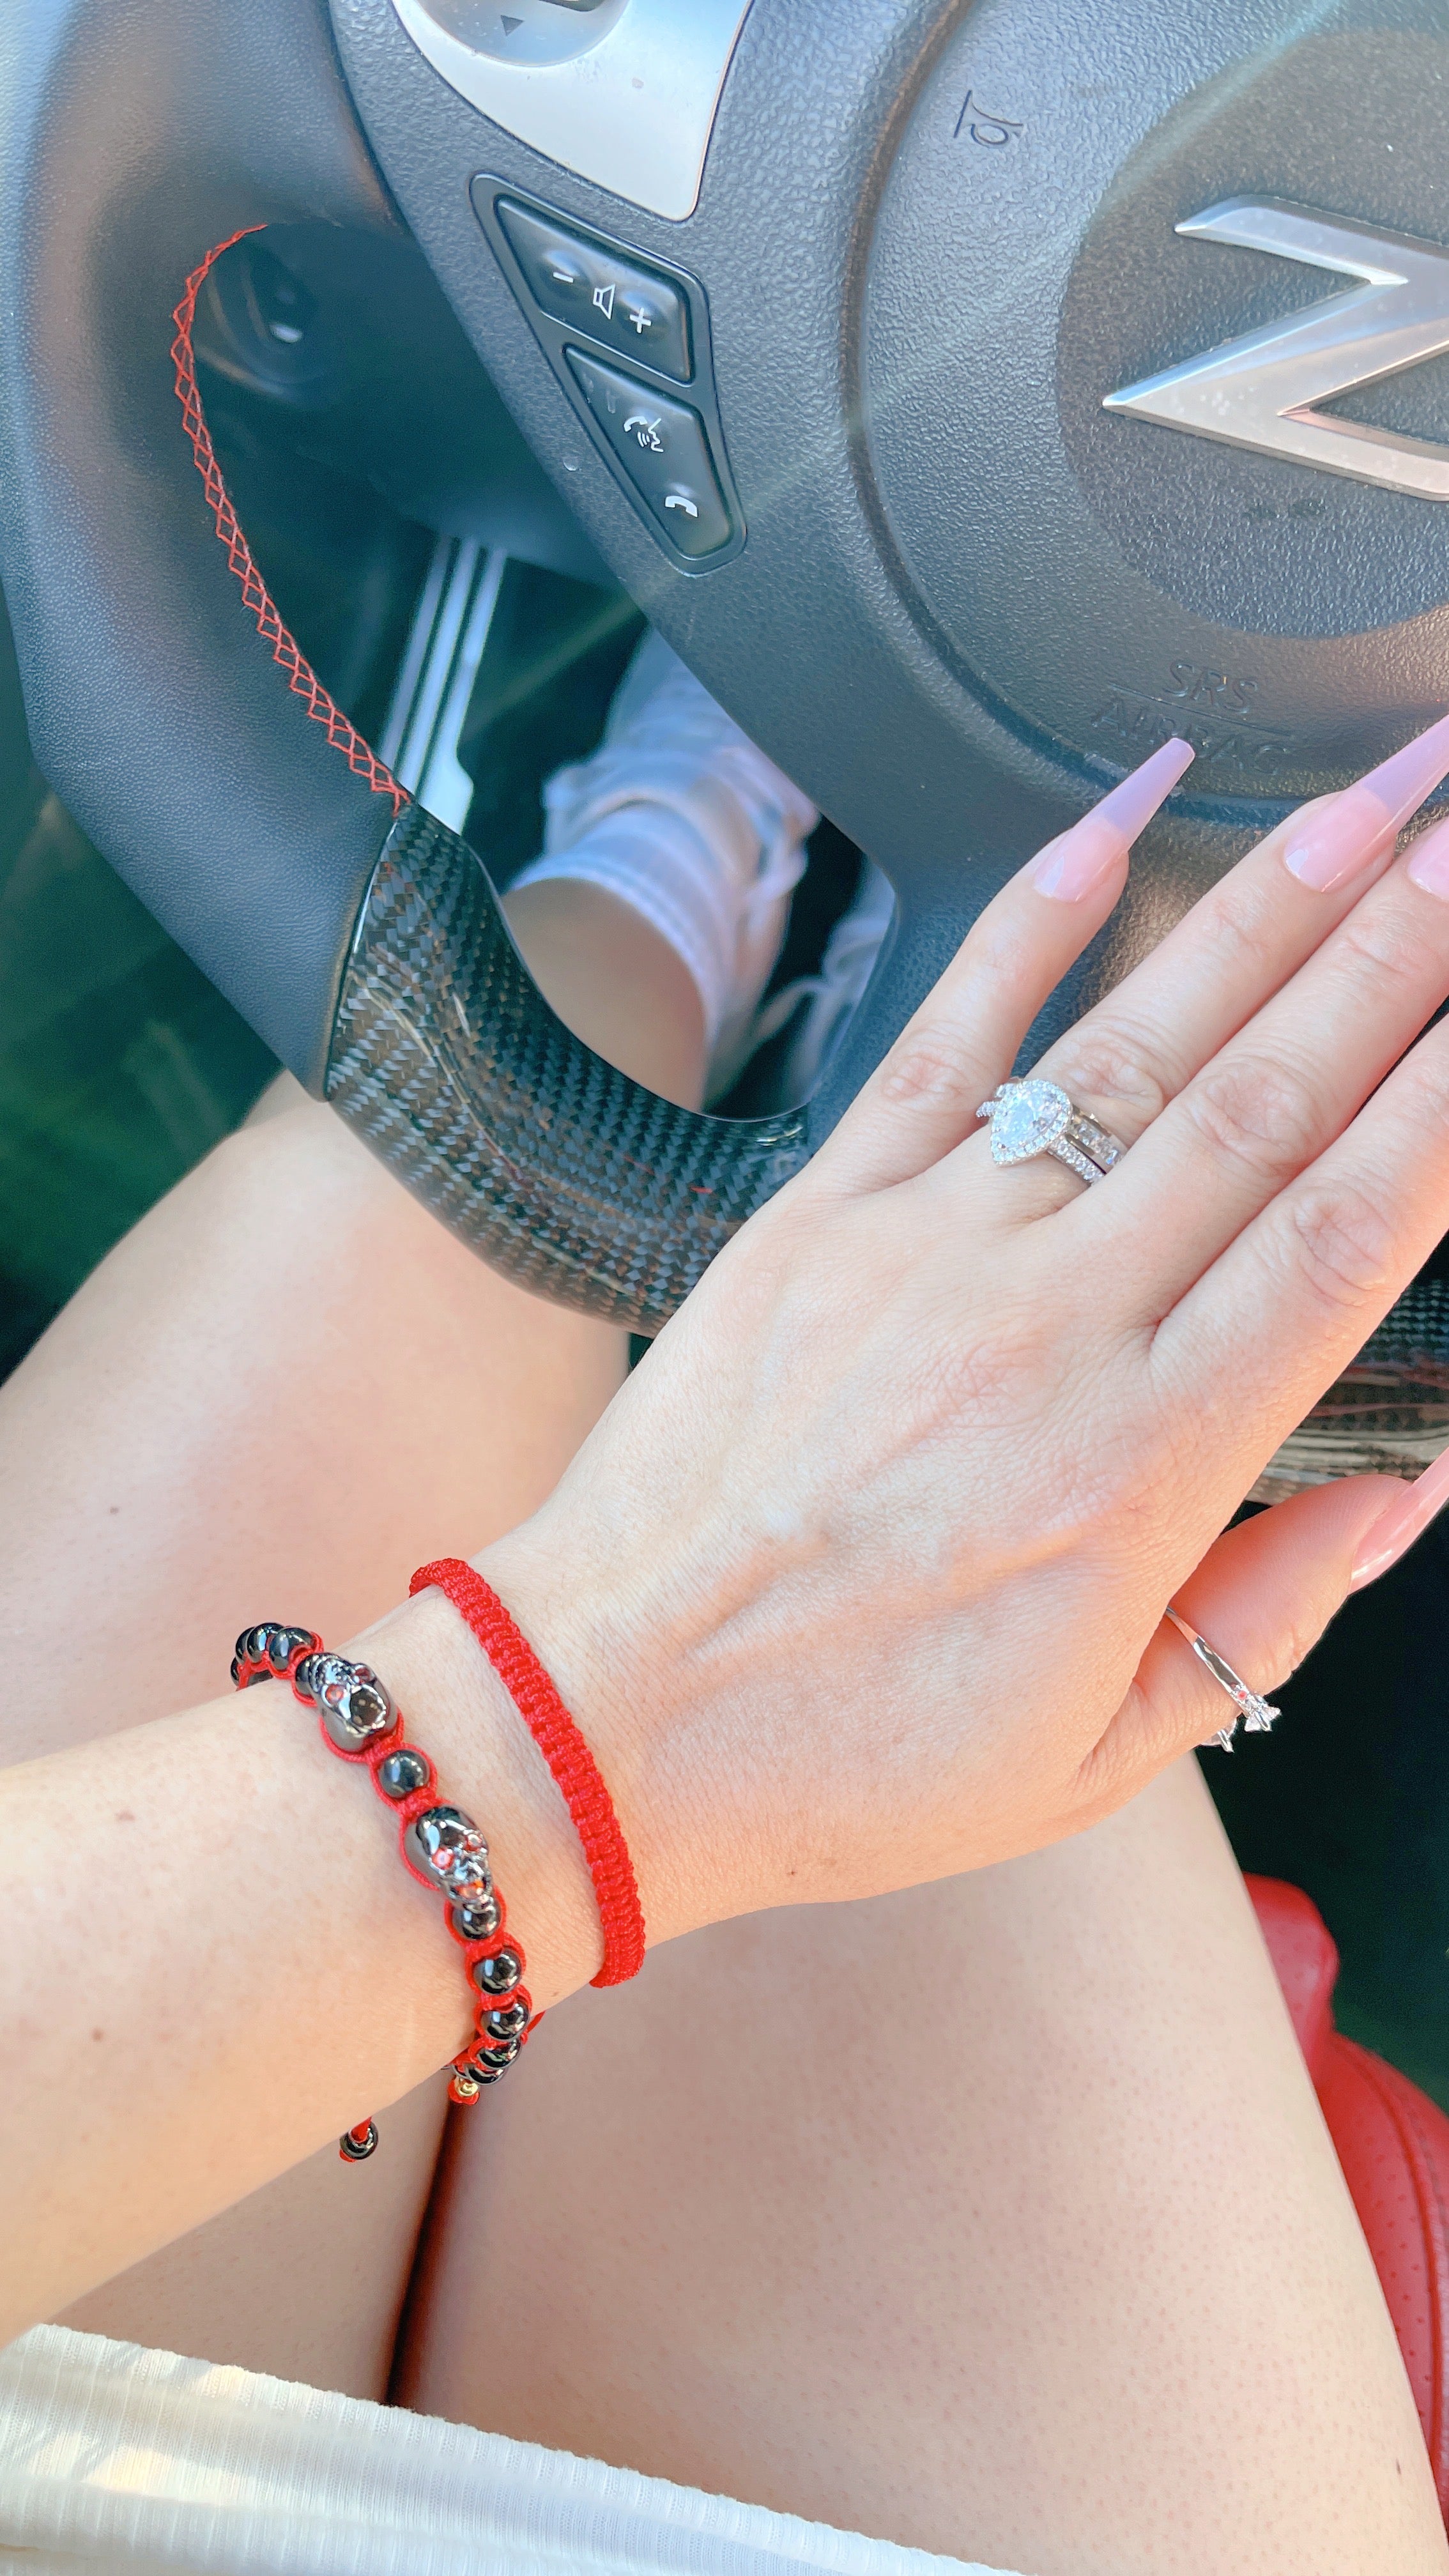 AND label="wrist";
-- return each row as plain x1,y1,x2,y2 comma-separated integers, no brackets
468,1509,733,1961
351,1579,604,2011
363,1481,747,1997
